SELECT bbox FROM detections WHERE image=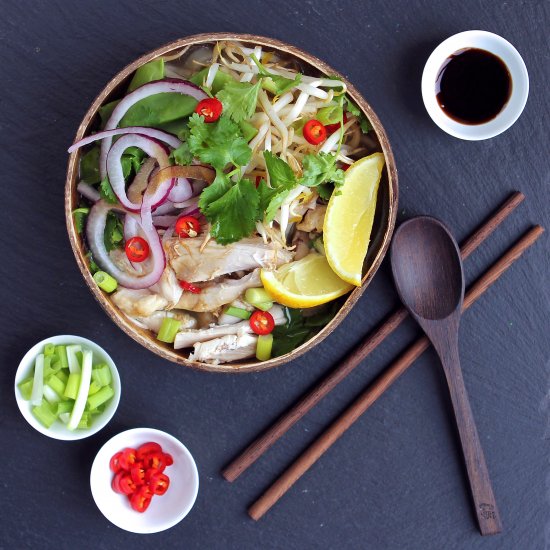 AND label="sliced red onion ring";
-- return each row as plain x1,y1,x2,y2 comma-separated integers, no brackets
153,201,178,216
123,215,140,241
107,134,172,212
68,126,181,153
100,79,207,178
87,201,165,290
77,182,100,202
167,178,193,202
173,196,200,209
152,215,179,228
